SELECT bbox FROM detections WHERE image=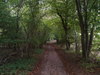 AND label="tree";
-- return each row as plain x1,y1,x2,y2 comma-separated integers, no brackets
75,0,99,60
50,0,76,50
